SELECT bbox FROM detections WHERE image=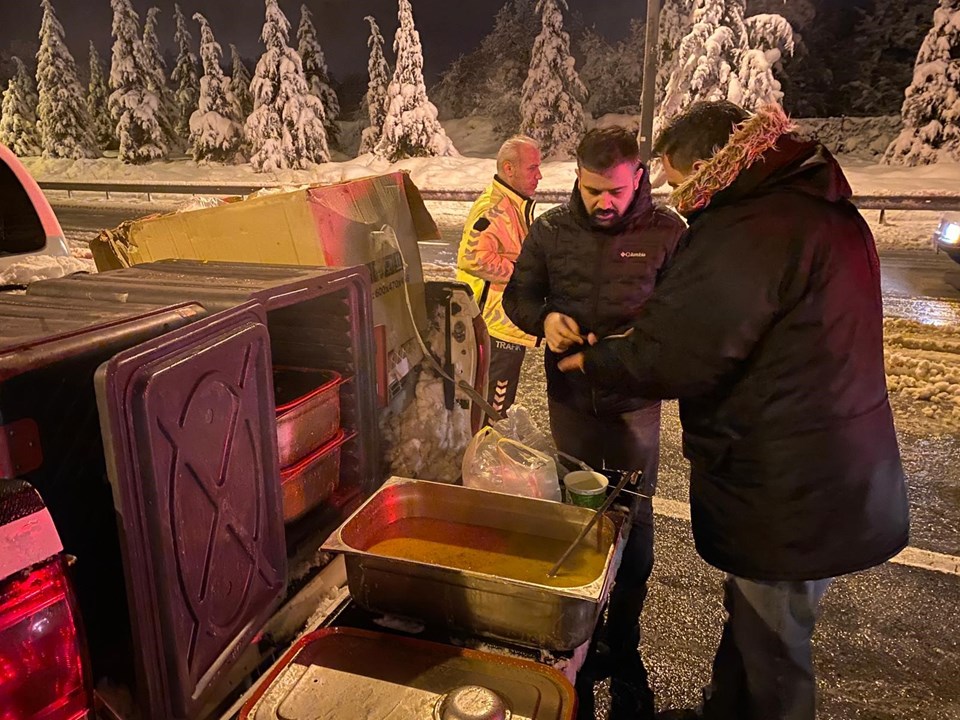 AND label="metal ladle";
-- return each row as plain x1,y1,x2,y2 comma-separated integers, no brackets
547,469,641,578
